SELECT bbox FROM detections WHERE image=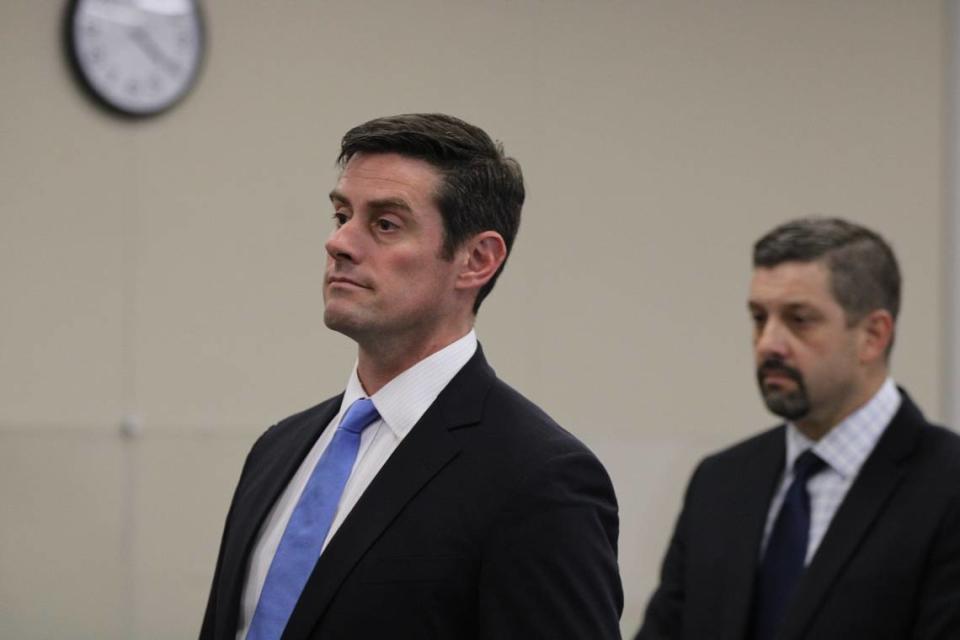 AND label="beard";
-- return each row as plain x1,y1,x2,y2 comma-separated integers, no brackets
756,357,811,421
